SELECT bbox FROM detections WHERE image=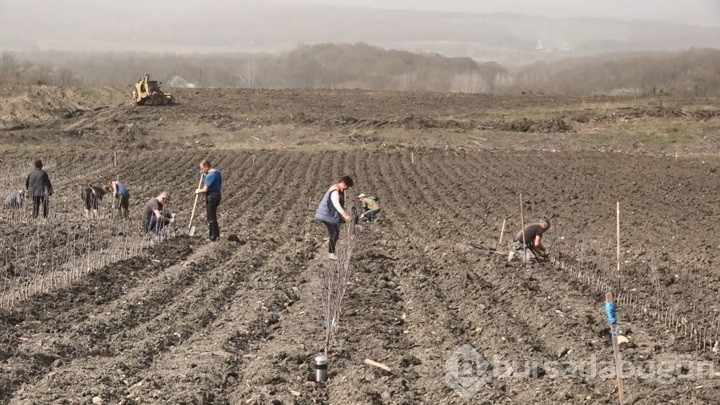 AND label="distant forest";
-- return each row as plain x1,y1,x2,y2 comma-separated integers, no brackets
1,43,719,96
